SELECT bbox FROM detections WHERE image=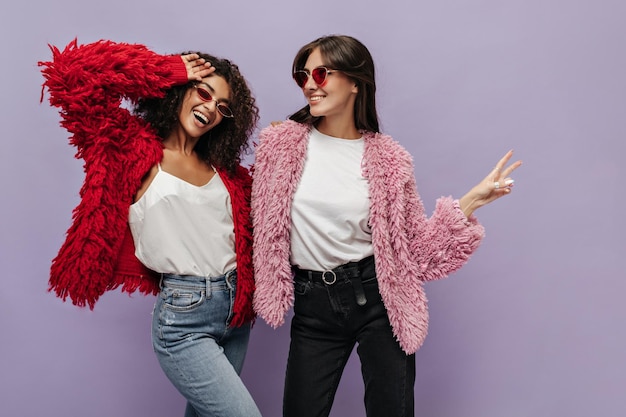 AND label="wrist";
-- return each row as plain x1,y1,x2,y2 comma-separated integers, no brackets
459,193,480,218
